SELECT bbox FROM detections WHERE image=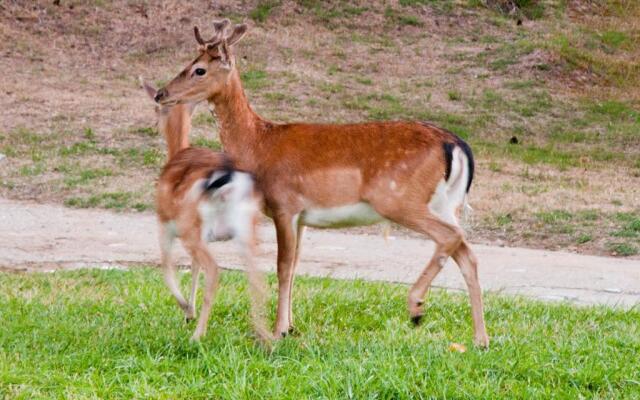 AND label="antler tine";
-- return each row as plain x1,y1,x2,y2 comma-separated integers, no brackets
195,24,227,47
194,26,205,45
213,18,231,35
